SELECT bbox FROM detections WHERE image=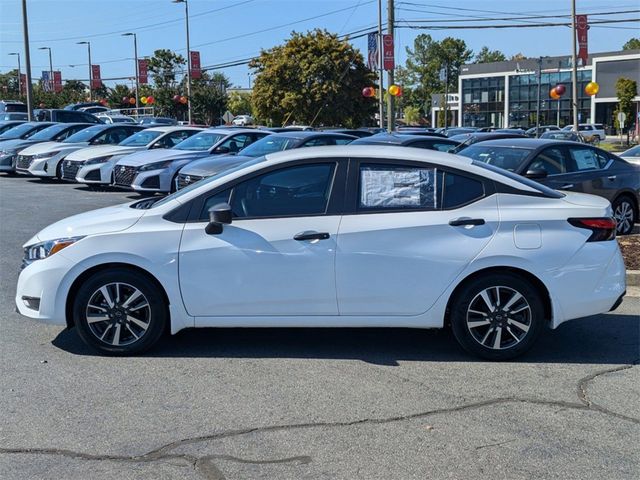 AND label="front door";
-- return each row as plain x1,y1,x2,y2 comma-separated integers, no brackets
179,161,345,317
